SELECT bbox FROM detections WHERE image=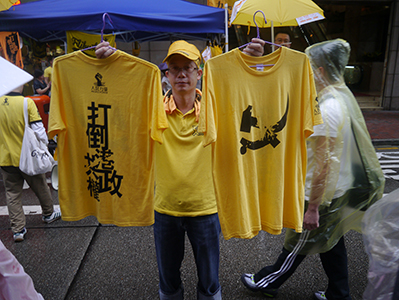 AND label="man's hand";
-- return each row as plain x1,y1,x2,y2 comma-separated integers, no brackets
95,41,116,59
243,38,265,57
303,204,319,231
